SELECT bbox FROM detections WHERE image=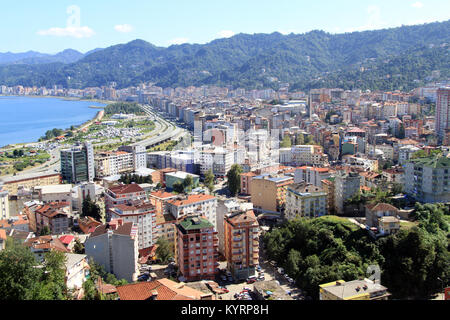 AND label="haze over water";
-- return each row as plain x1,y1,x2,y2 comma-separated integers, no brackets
0,96,105,147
